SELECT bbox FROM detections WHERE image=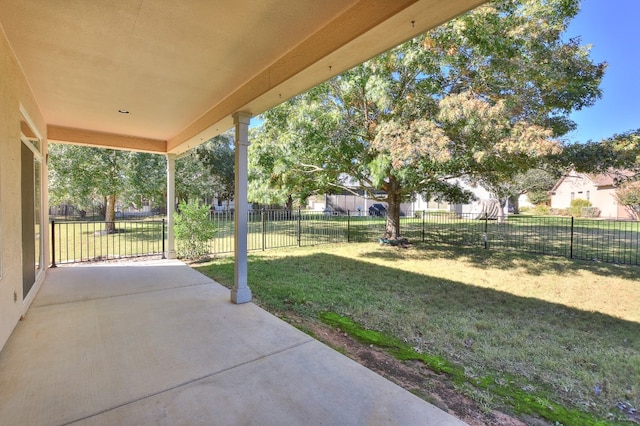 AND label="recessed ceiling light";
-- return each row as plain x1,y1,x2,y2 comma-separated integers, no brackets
118,109,130,114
